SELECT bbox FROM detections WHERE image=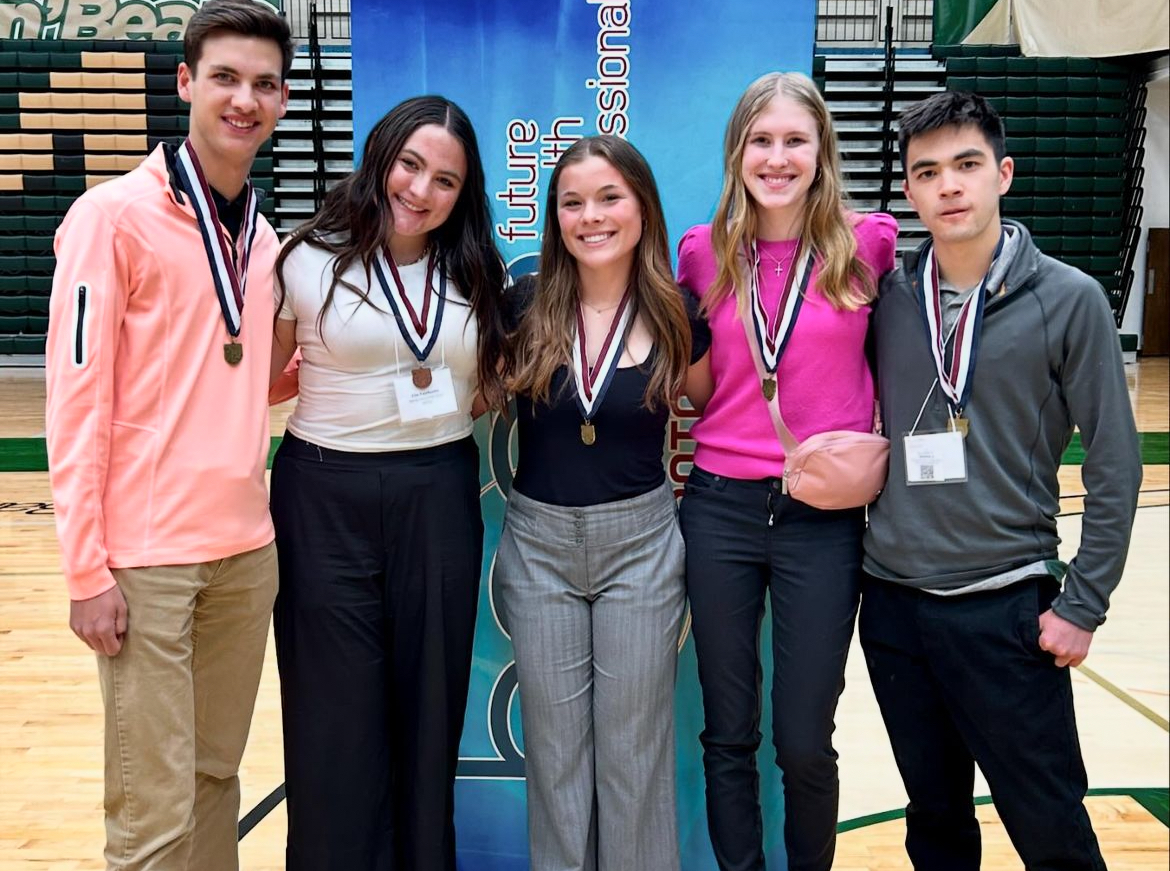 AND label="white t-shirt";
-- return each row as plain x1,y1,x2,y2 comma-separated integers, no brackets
277,239,479,451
